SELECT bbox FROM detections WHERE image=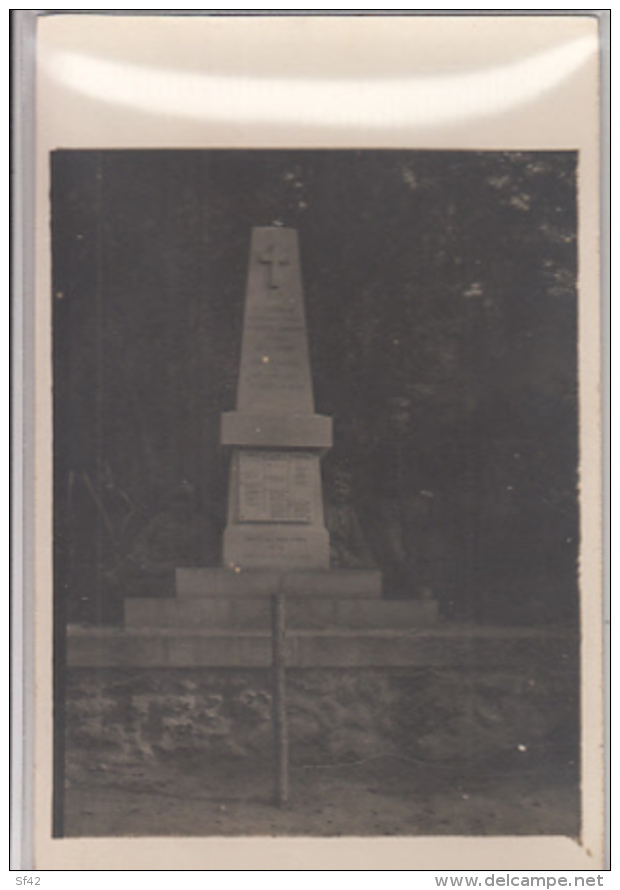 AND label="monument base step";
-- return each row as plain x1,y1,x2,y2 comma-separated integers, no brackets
176,567,382,599
67,624,578,669
125,595,437,630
